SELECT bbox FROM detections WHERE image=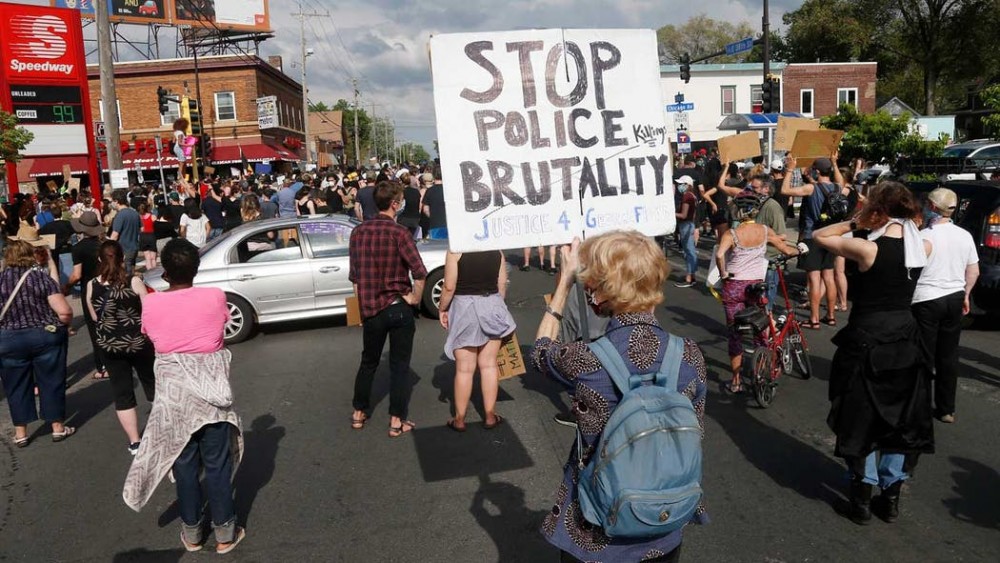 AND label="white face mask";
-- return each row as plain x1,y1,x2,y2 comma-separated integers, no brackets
676,184,688,194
